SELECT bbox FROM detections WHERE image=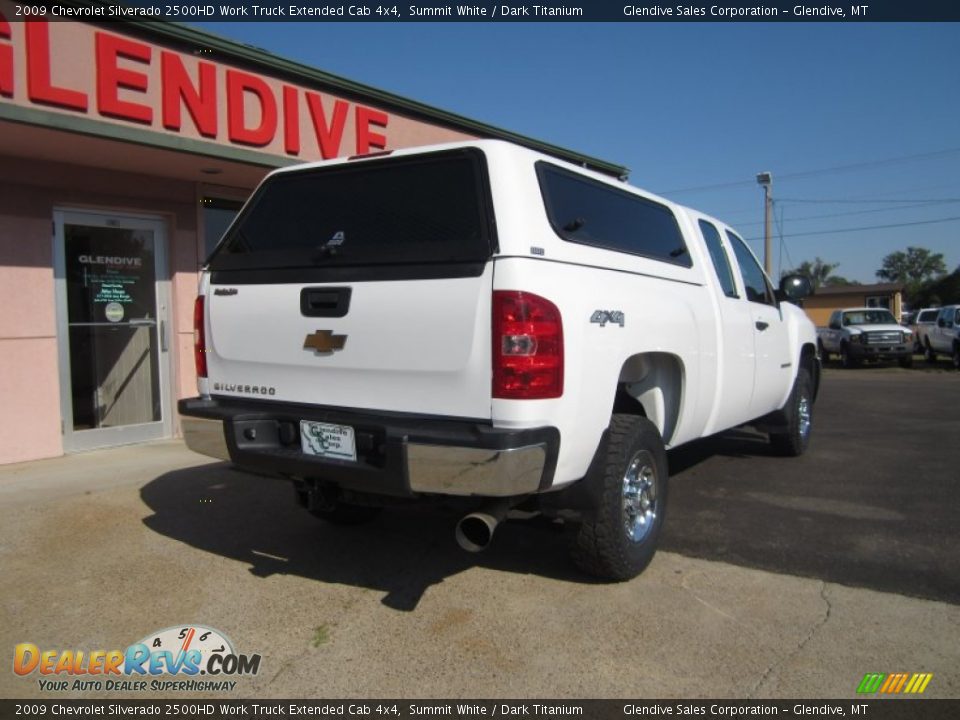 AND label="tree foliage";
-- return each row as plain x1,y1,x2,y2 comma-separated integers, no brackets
913,267,960,308
876,246,947,286
822,275,857,287
784,257,848,290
